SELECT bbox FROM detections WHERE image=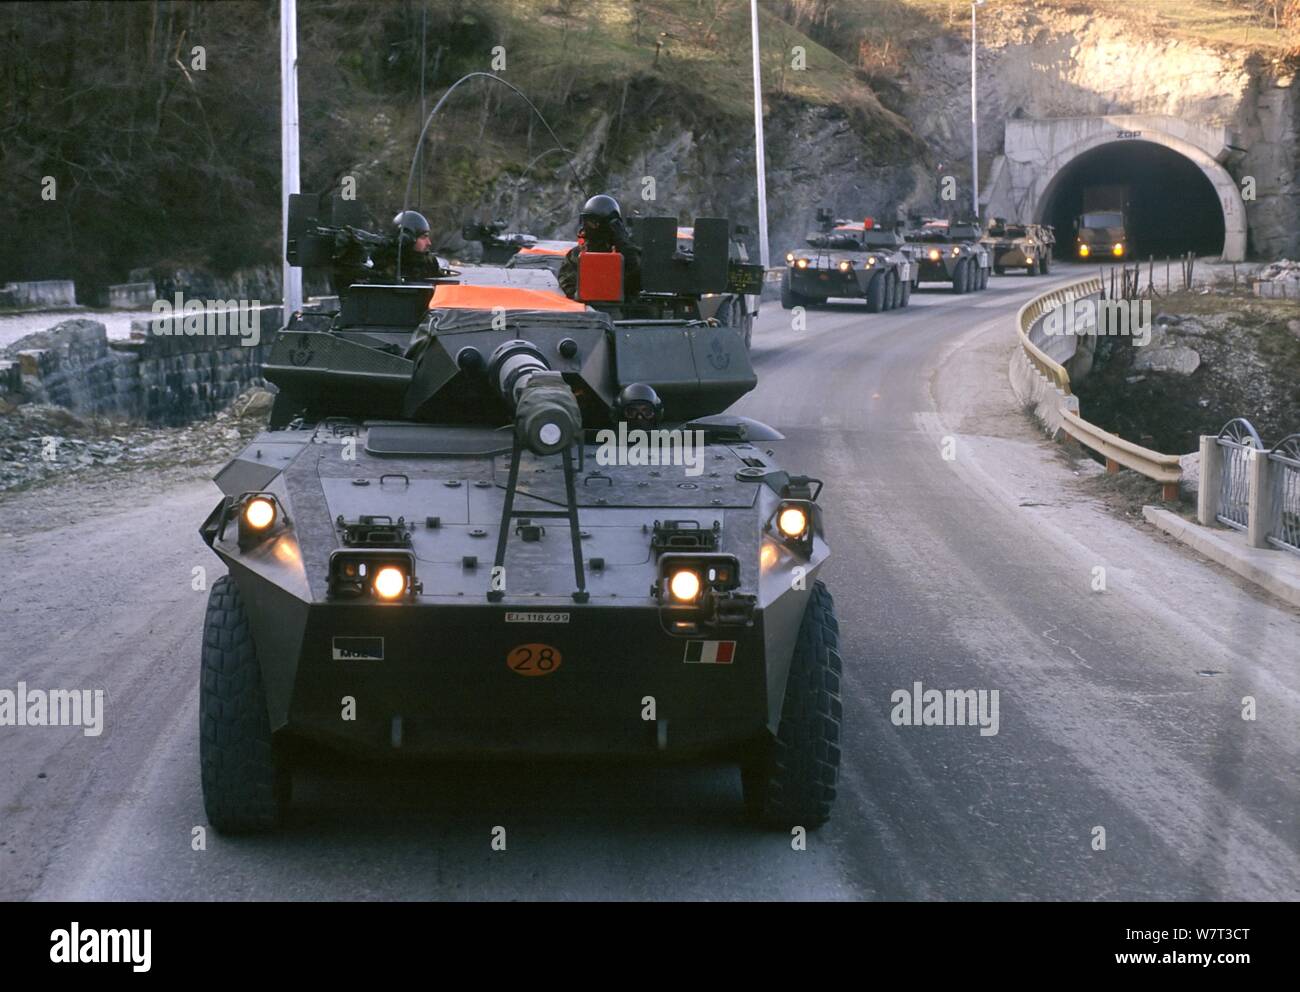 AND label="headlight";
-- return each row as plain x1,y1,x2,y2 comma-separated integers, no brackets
328,550,420,601
838,260,852,272
928,248,941,261
1112,242,1124,256
795,258,809,269
951,246,961,256
866,256,877,266
229,492,288,549
1078,244,1090,257
770,499,815,556
777,505,808,538
785,252,794,263
668,569,702,602
243,497,276,530
373,566,407,600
